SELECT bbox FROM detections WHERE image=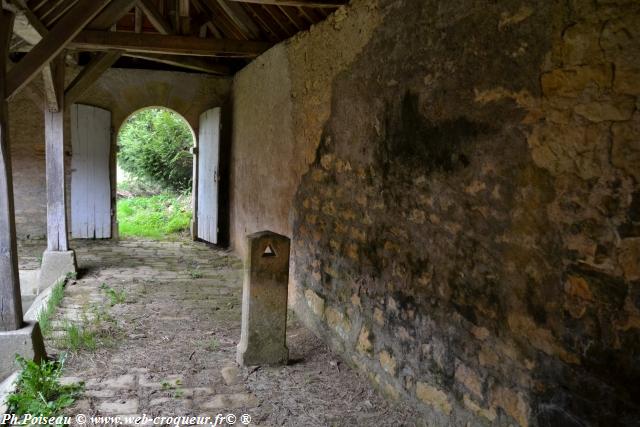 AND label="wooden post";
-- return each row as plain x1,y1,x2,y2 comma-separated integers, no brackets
0,9,24,331
45,54,68,252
